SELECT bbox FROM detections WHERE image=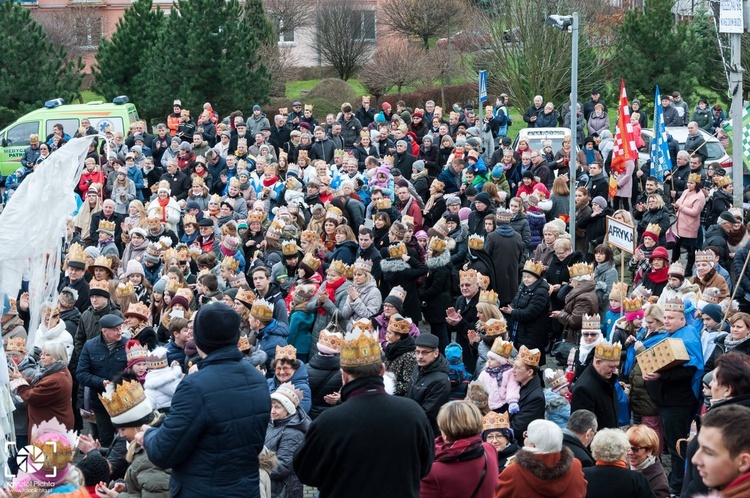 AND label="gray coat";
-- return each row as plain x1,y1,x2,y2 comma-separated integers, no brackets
264,410,310,498
306,279,352,357
340,280,382,330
